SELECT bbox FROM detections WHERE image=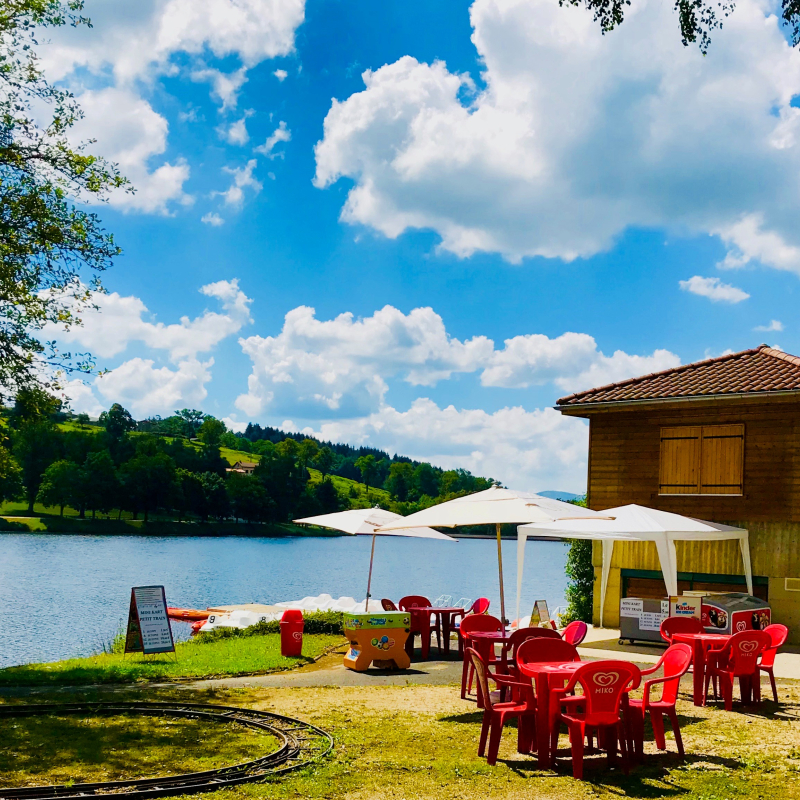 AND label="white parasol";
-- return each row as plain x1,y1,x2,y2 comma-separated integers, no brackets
294,507,455,611
375,486,602,625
